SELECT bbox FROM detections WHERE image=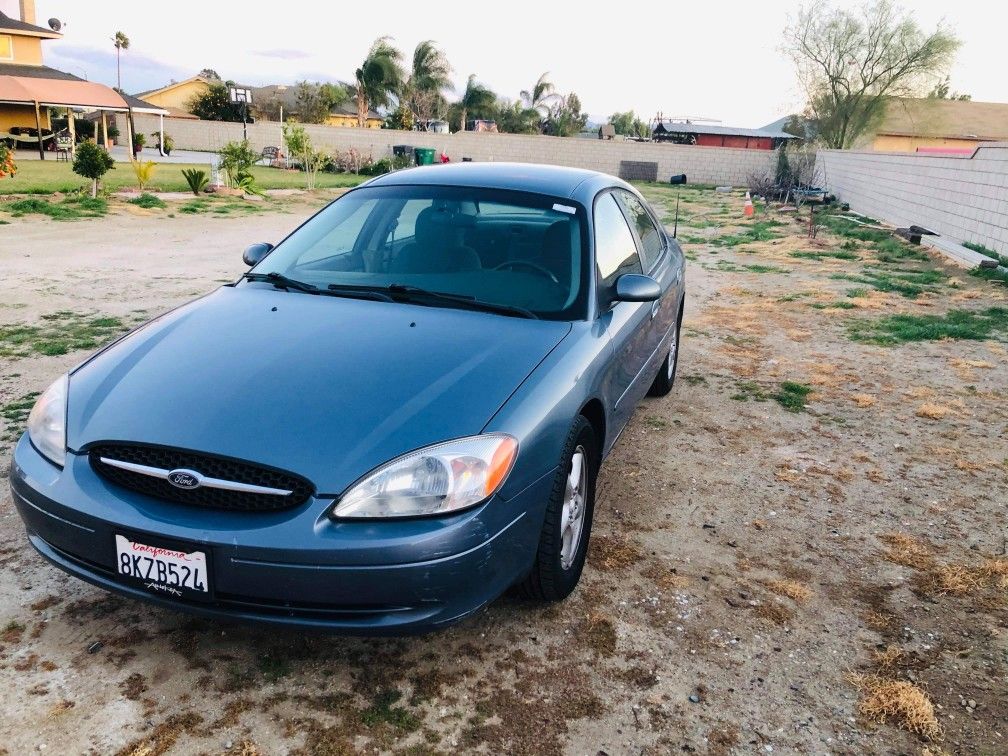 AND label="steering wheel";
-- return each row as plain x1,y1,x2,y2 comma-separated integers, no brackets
493,260,559,284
